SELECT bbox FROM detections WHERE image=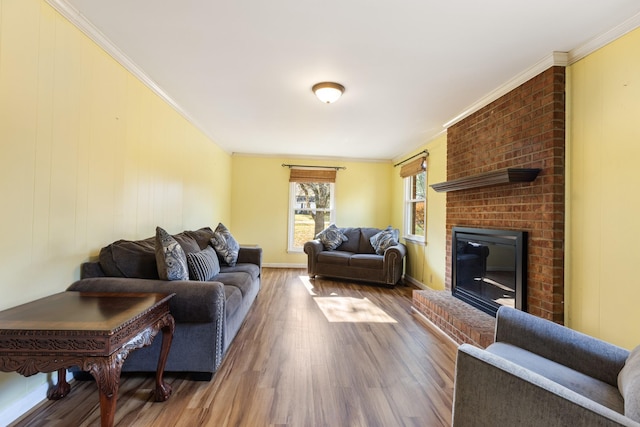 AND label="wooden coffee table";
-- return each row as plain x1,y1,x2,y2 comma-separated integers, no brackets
0,291,175,427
